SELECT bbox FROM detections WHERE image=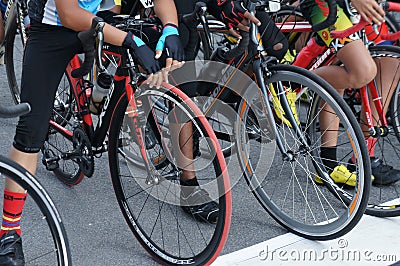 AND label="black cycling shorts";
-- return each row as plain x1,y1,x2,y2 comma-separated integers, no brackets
13,21,82,153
